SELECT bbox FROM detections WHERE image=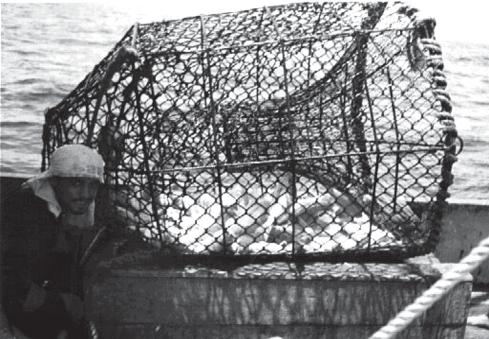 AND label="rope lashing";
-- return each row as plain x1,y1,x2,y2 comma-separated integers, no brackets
369,236,489,339
432,89,452,112
419,38,441,54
